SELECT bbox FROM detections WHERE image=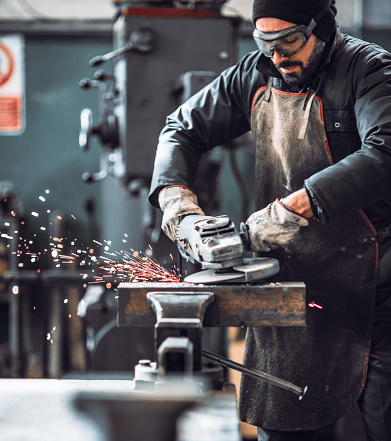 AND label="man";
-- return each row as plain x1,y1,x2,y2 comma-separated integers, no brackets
149,0,391,439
